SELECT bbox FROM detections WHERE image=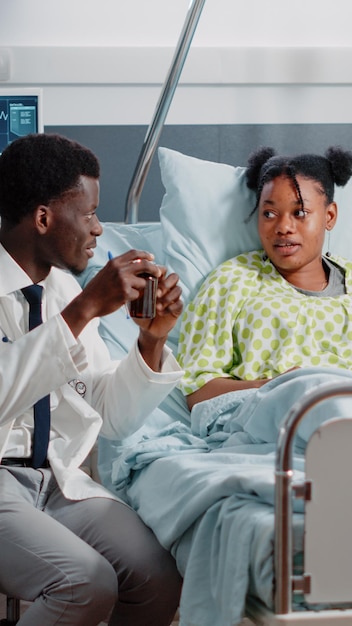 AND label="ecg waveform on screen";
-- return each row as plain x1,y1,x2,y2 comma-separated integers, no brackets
0,94,40,155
